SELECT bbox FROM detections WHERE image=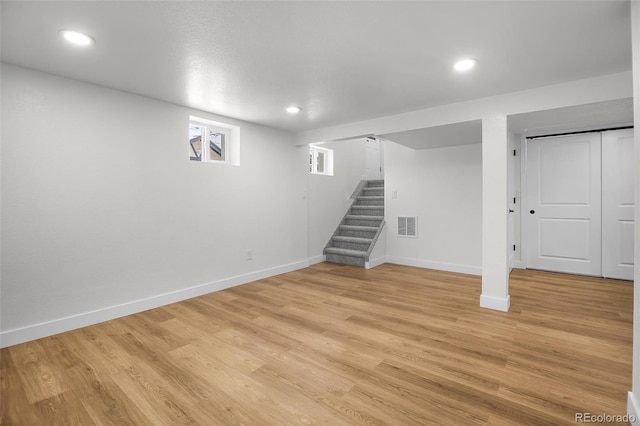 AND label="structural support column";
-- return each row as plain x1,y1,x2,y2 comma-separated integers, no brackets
628,2,640,424
480,115,510,312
